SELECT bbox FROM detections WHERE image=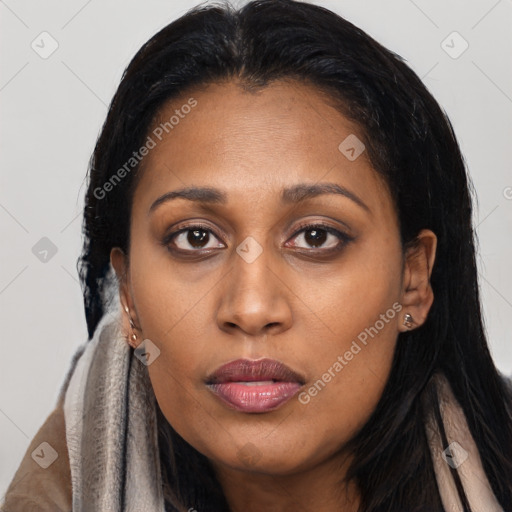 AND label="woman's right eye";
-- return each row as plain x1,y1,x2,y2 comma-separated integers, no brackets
164,225,225,253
